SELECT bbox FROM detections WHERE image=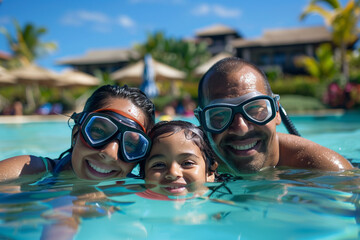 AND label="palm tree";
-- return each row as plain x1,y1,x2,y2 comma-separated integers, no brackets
300,0,360,83
0,20,57,68
295,43,338,83
0,20,57,112
134,31,211,81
